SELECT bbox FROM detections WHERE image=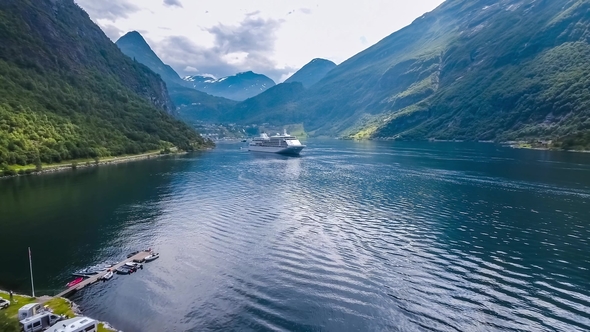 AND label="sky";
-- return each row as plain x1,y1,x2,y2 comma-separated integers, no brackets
75,0,445,82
